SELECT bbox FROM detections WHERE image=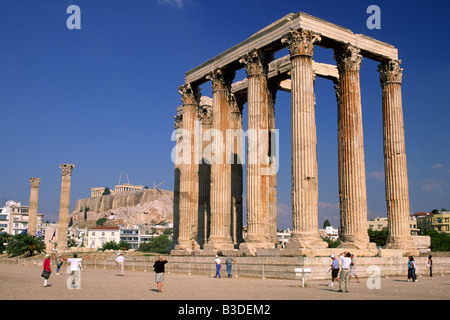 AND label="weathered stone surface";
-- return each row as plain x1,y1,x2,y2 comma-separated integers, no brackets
71,189,173,227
